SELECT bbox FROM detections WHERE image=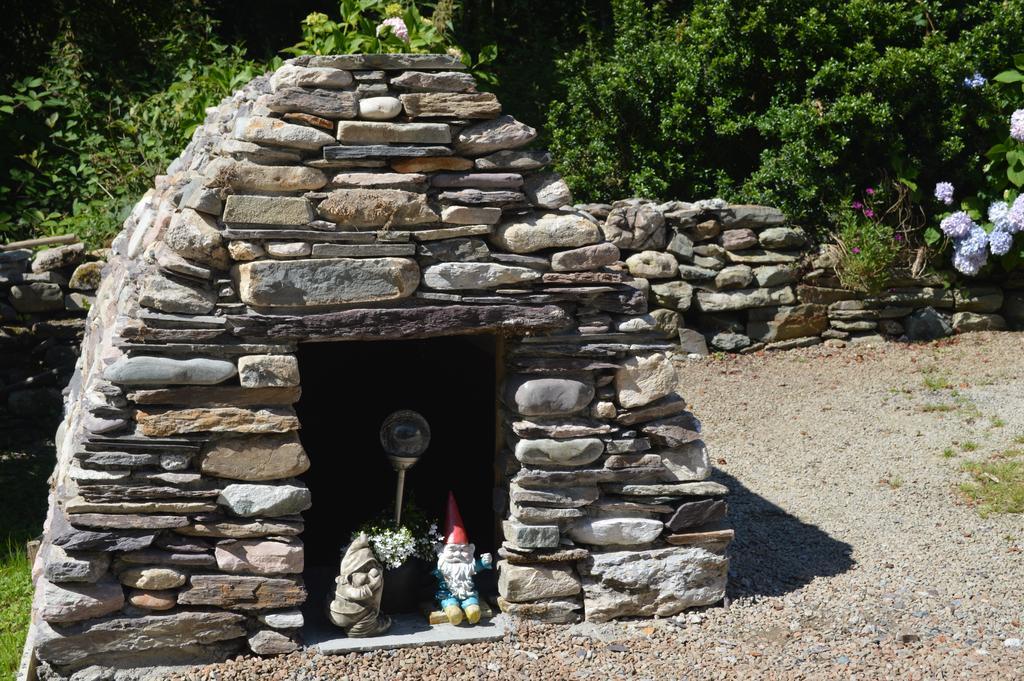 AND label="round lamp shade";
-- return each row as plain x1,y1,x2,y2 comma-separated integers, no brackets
379,410,431,460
